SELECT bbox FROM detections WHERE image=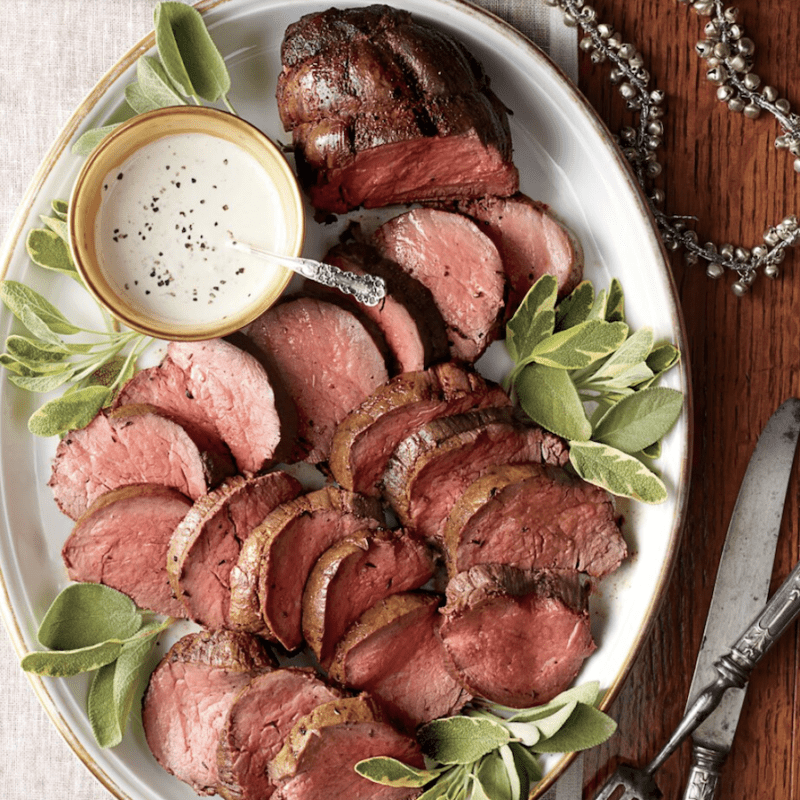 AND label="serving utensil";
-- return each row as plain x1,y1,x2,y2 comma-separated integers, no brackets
228,238,387,307
591,397,800,800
